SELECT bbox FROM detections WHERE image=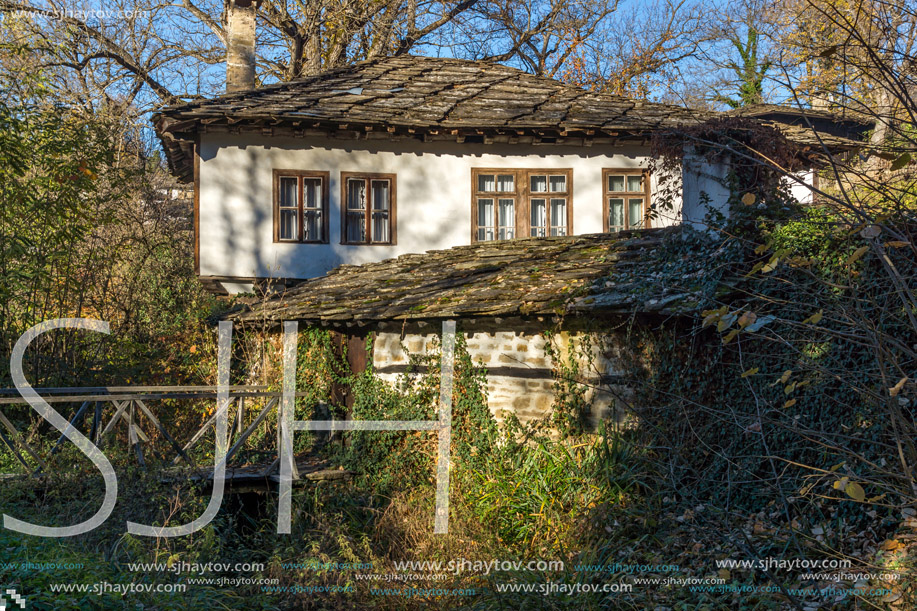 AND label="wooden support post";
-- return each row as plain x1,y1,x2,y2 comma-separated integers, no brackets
129,402,145,469
0,410,48,472
0,427,31,471
50,400,92,455
90,401,101,444
99,400,131,441
170,396,237,466
134,399,196,467
237,397,244,436
260,456,280,477
225,397,278,465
